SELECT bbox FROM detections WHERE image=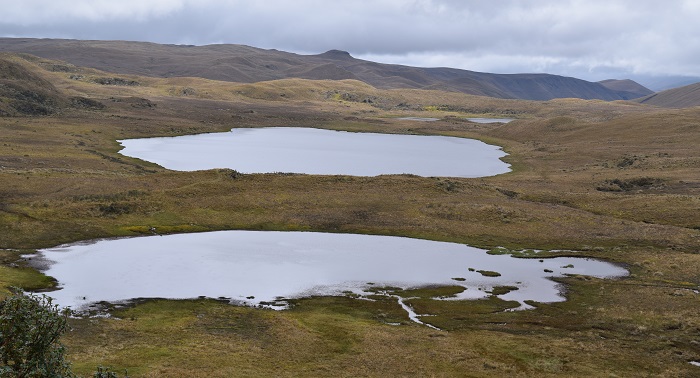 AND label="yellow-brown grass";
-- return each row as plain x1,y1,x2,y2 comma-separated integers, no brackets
1,53,698,376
